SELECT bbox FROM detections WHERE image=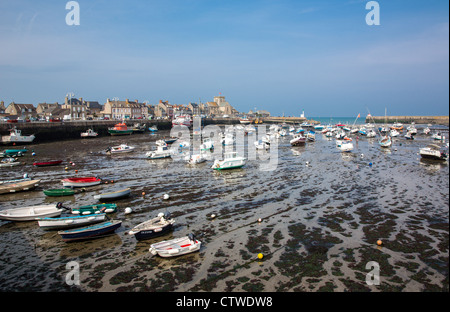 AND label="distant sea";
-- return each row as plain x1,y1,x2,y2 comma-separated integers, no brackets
308,116,366,125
